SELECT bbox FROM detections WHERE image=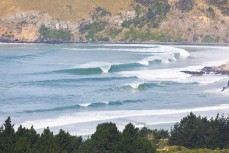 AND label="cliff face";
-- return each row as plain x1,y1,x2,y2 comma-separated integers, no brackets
0,0,228,43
